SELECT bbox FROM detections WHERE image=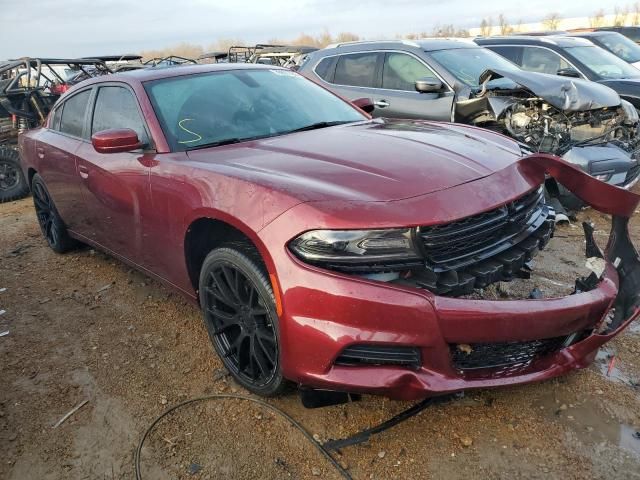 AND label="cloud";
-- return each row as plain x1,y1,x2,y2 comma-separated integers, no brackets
0,0,622,58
